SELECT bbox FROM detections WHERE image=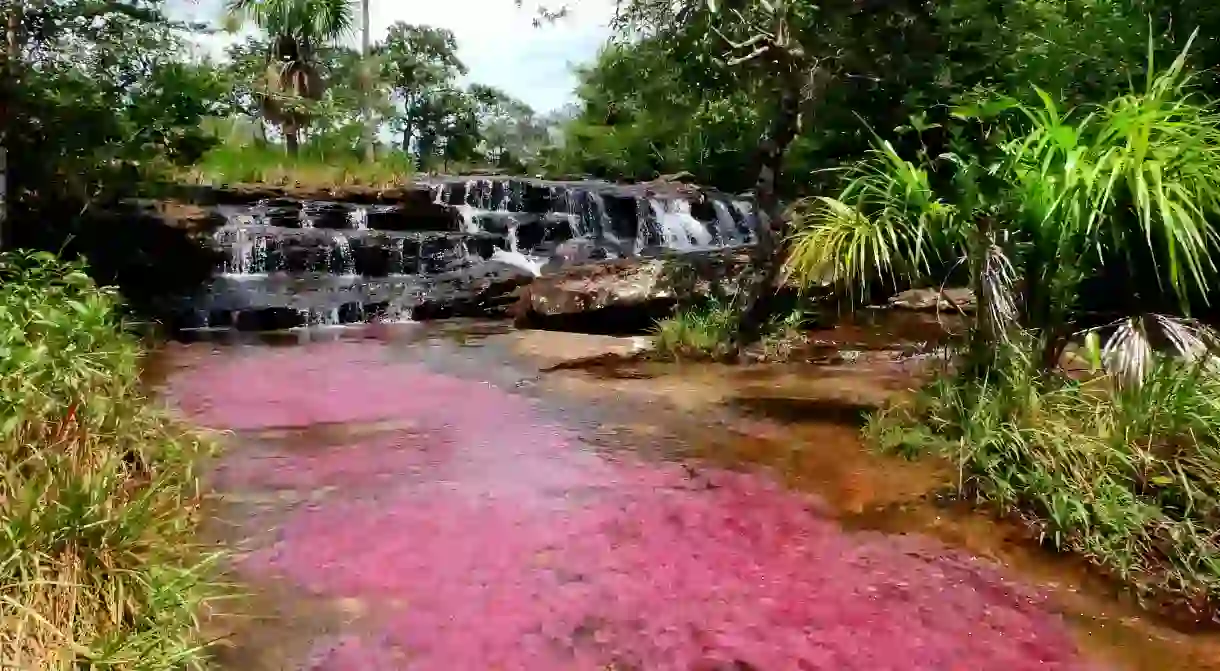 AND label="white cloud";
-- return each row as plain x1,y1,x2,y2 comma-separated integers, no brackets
167,0,616,112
